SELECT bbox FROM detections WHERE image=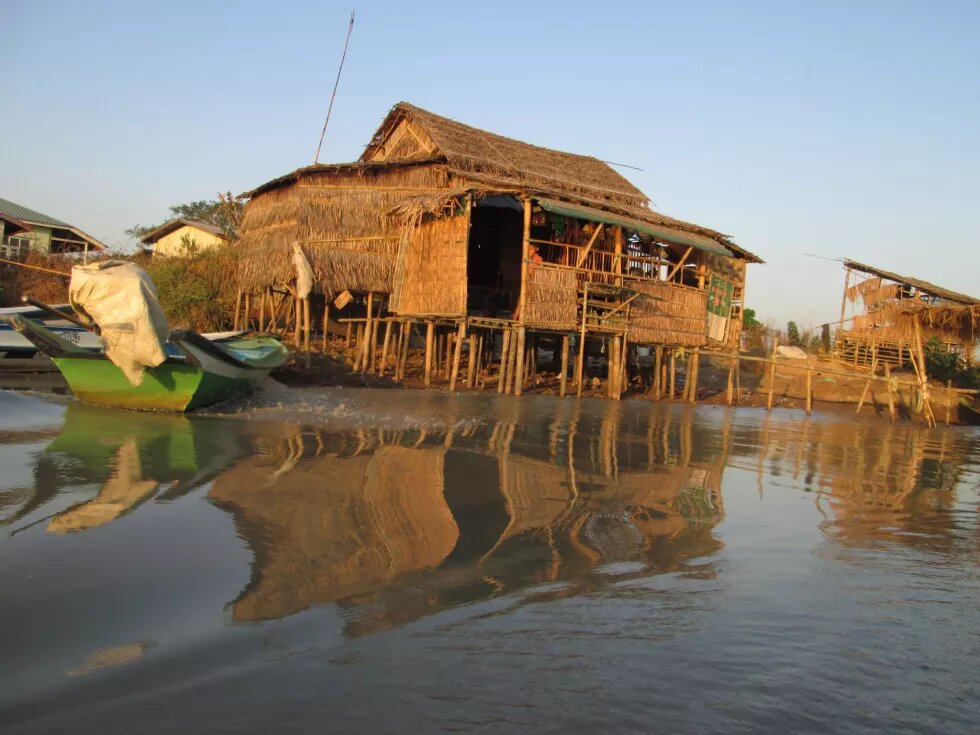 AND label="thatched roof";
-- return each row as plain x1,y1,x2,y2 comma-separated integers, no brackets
844,258,978,305
238,102,761,270
363,102,648,209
